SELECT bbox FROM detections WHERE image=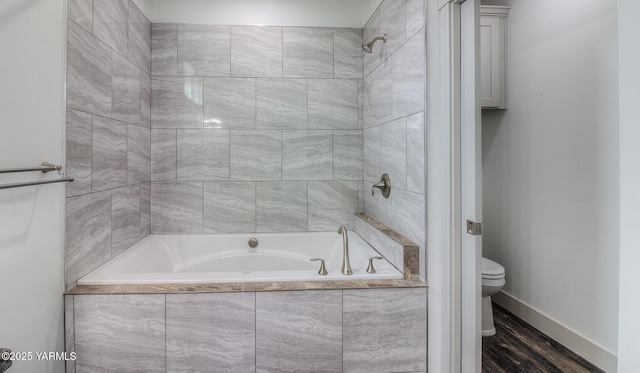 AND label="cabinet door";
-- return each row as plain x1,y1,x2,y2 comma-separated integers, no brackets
480,15,506,109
